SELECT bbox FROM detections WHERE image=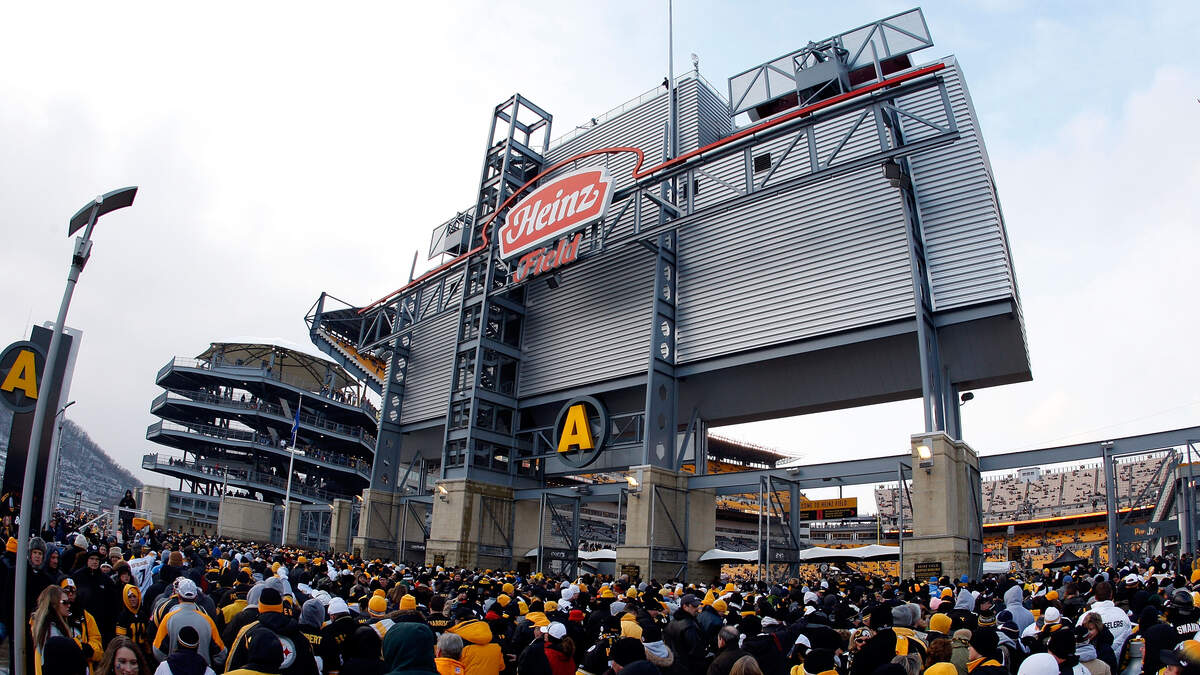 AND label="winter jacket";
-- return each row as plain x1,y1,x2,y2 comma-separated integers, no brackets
226,610,320,675
707,645,749,675
450,619,506,675
1075,600,1131,659
153,601,227,668
665,608,708,672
